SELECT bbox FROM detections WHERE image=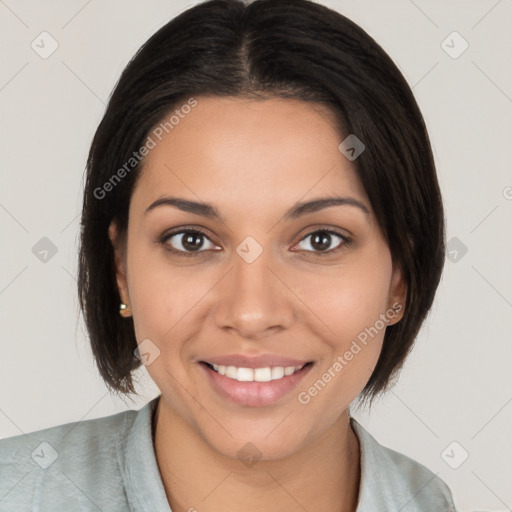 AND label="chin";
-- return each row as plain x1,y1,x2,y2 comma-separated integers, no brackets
206,430,308,465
